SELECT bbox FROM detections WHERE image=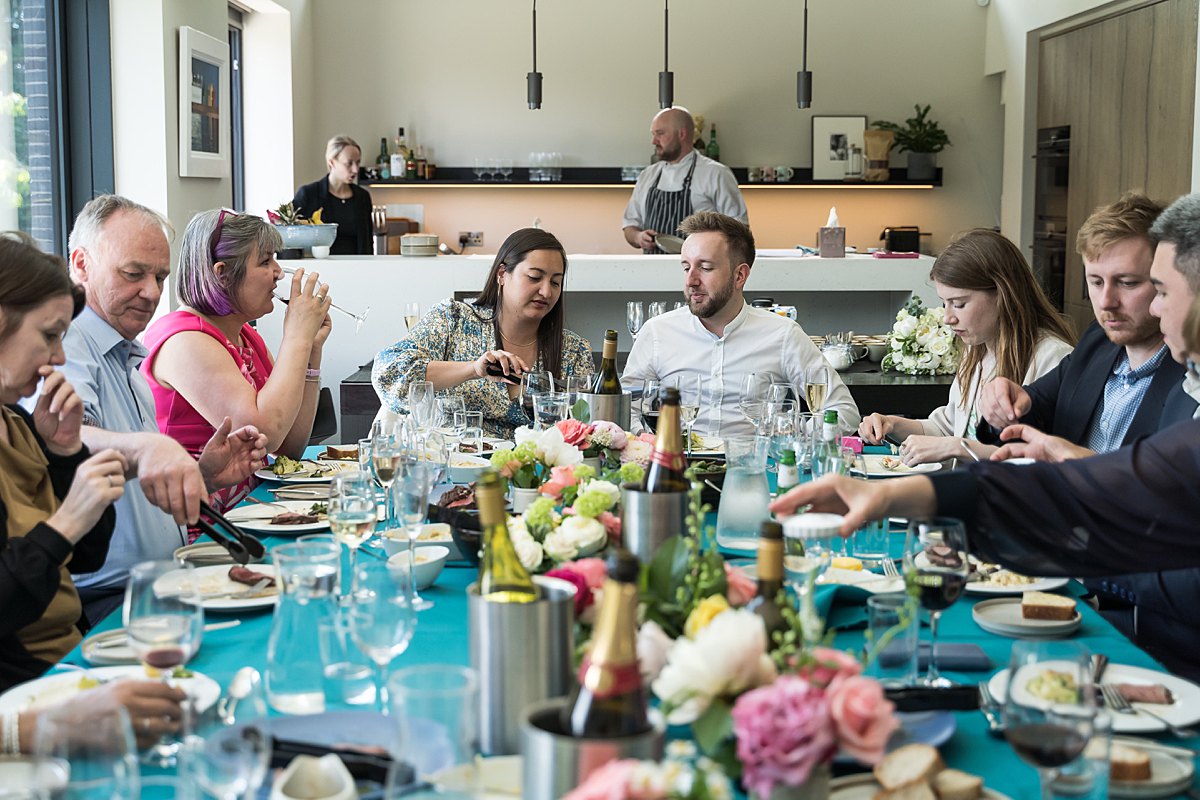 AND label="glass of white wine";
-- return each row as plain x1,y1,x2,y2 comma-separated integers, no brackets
667,373,703,455
329,472,379,601
803,365,831,414
403,302,421,333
